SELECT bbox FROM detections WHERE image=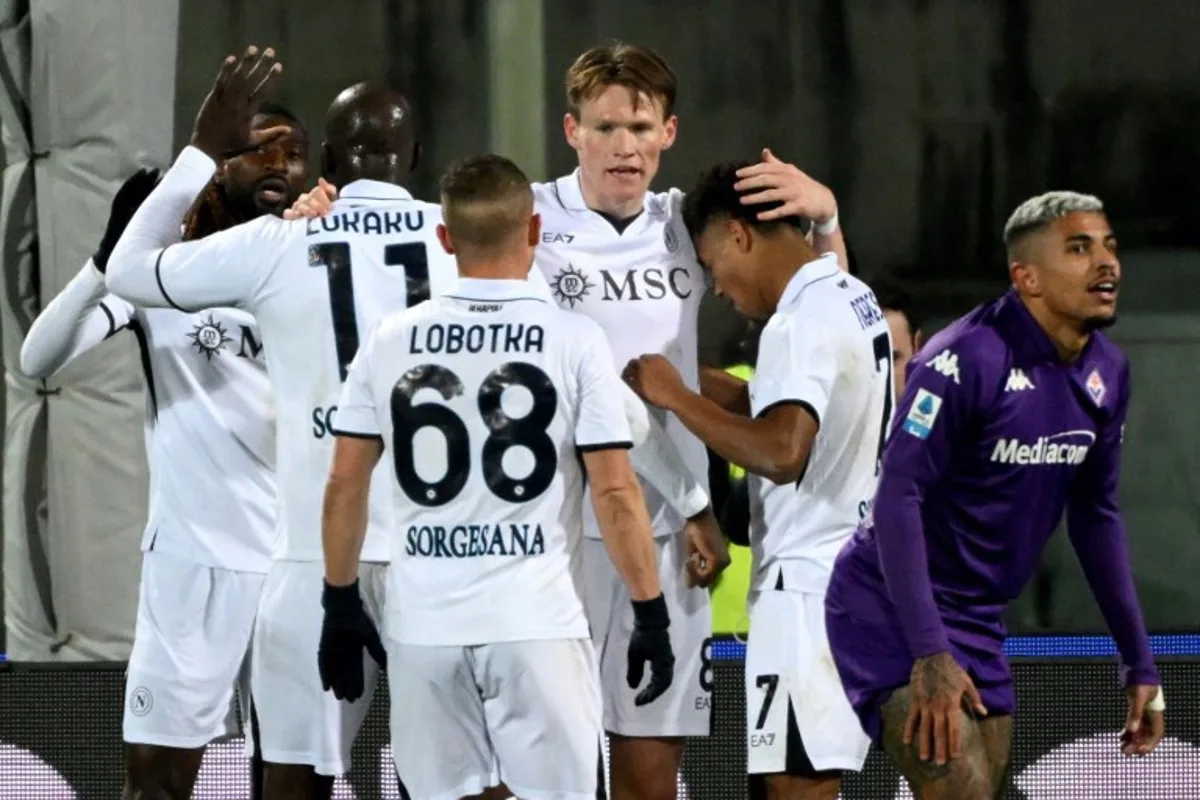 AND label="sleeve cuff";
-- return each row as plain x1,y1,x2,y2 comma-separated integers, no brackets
177,145,218,177
680,485,710,519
